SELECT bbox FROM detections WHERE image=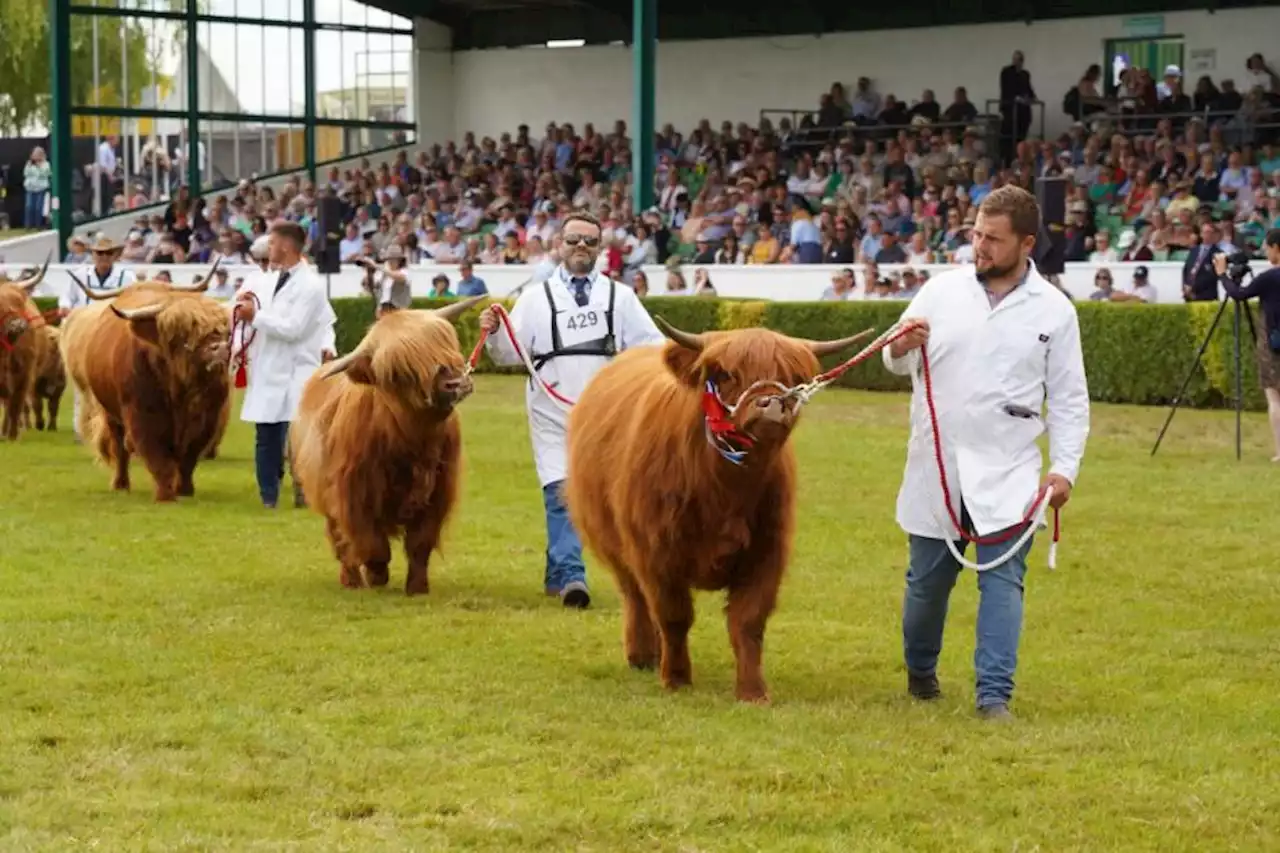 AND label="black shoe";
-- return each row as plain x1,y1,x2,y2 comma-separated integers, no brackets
560,580,590,609
977,702,1014,721
908,672,941,700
